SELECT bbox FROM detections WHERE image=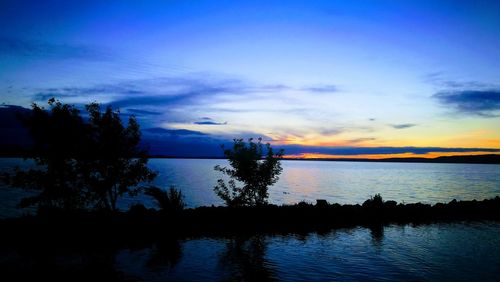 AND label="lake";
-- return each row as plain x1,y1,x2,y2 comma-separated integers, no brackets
145,158,500,207
112,222,500,281
1,158,500,216
1,158,499,280
2,222,499,281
